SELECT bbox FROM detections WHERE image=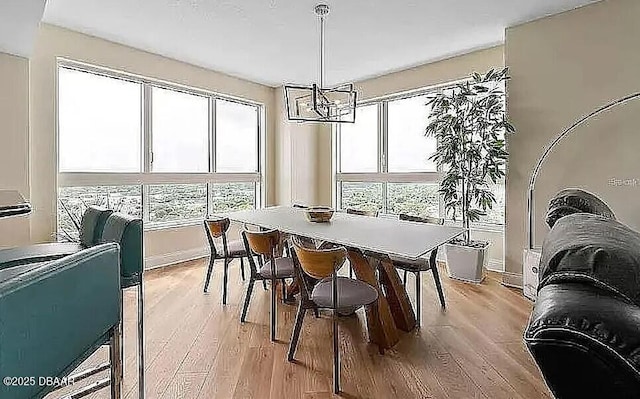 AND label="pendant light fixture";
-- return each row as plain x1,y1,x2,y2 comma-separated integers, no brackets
284,4,357,123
